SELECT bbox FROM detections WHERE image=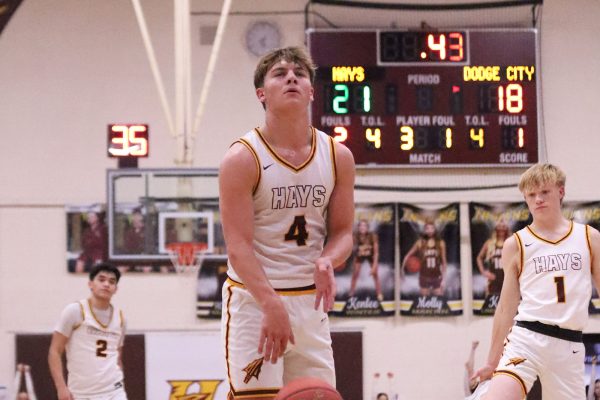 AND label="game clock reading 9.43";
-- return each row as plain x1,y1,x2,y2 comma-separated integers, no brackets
308,29,539,167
